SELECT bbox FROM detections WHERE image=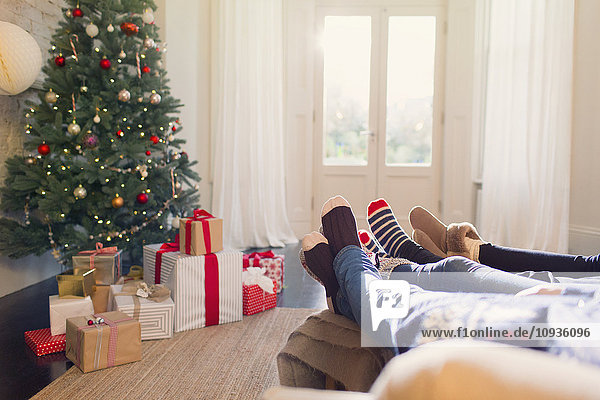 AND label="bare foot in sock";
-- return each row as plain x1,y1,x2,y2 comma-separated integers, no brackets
301,232,339,310
321,195,360,257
